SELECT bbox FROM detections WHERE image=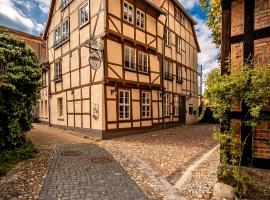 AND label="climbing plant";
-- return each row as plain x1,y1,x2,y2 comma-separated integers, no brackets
202,63,270,195
0,32,41,149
